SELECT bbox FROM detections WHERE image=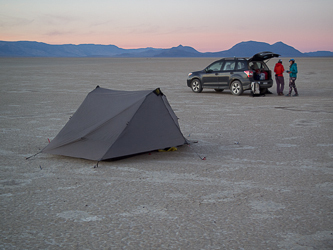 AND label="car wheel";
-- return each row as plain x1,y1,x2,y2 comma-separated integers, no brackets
230,80,243,96
214,89,224,92
191,79,203,93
